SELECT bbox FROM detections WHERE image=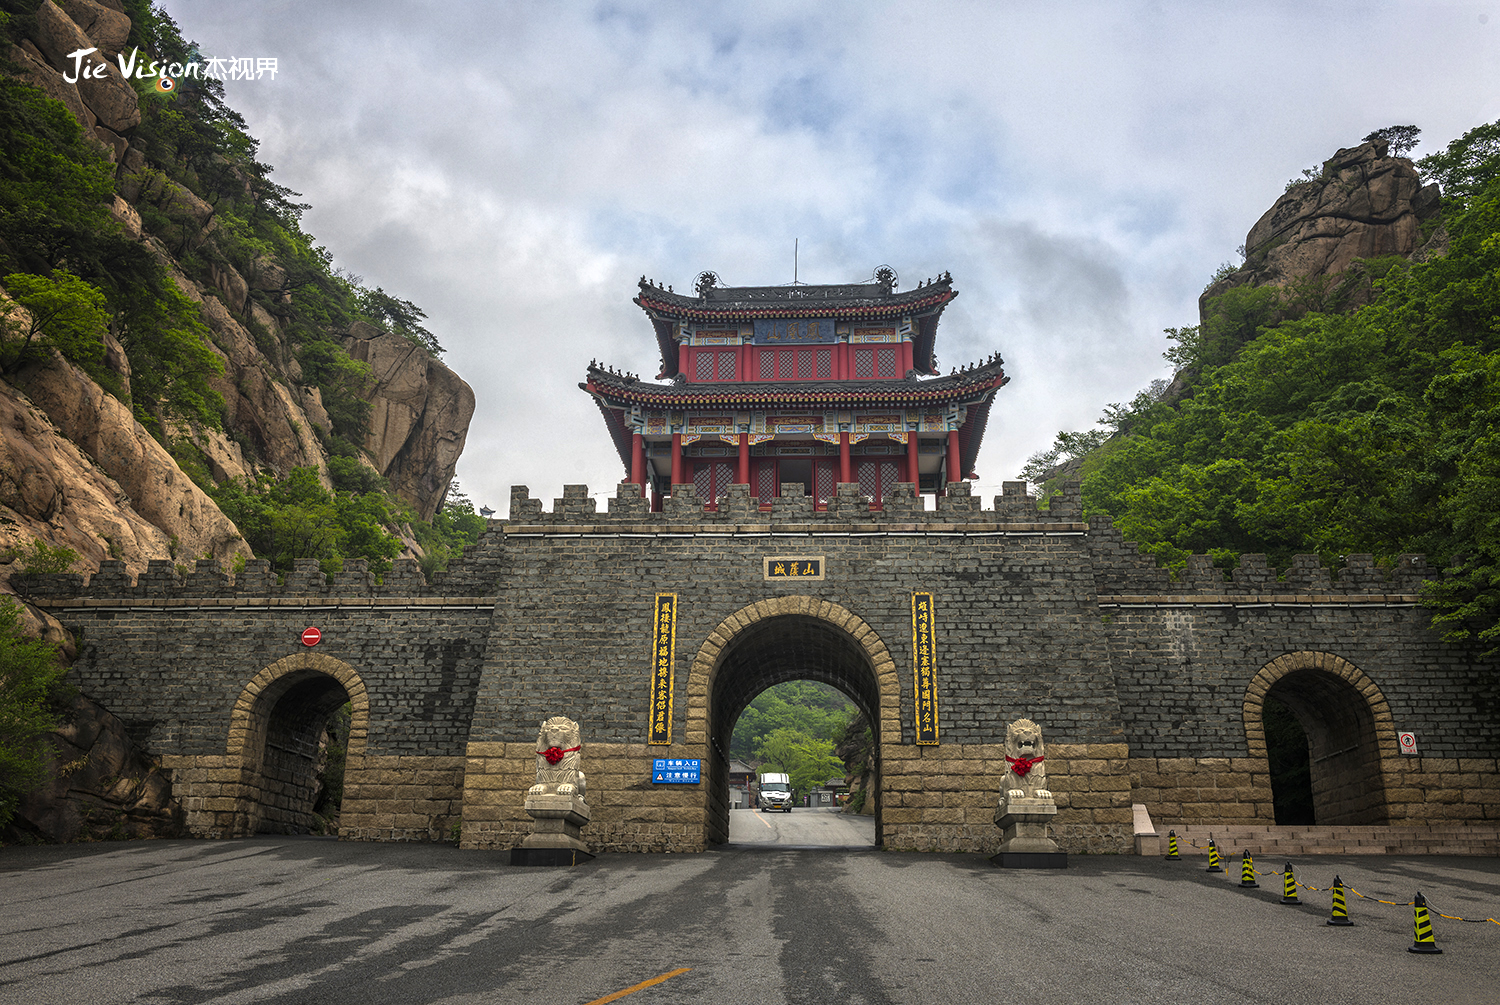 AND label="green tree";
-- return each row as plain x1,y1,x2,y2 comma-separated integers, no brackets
412,482,488,578
0,598,70,830
1073,118,1500,651
1363,124,1421,158
731,681,854,761
0,270,109,375
755,727,846,802
1418,120,1500,207
358,287,443,356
